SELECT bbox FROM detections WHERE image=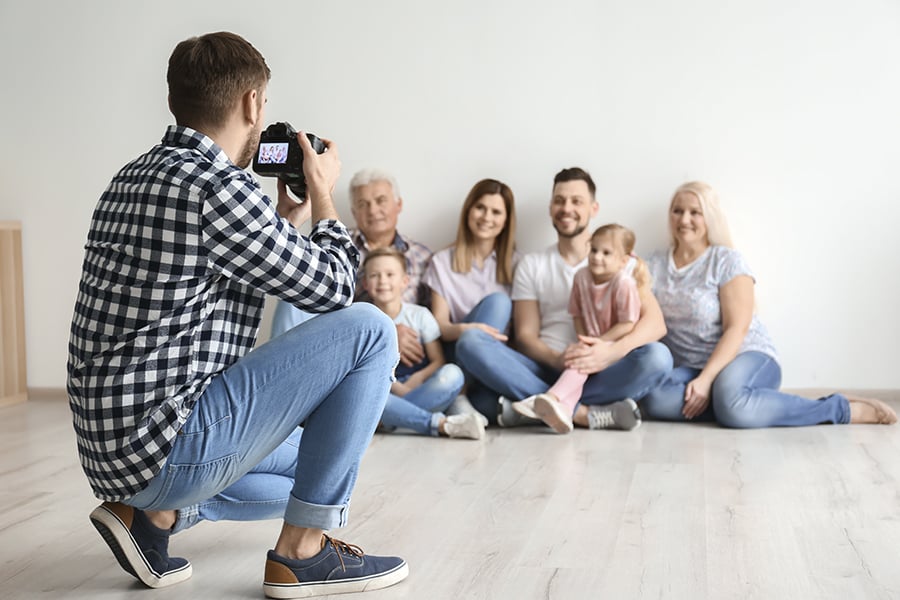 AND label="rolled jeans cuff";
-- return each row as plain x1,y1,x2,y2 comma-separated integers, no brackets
172,504,200,534
285,494,350,530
